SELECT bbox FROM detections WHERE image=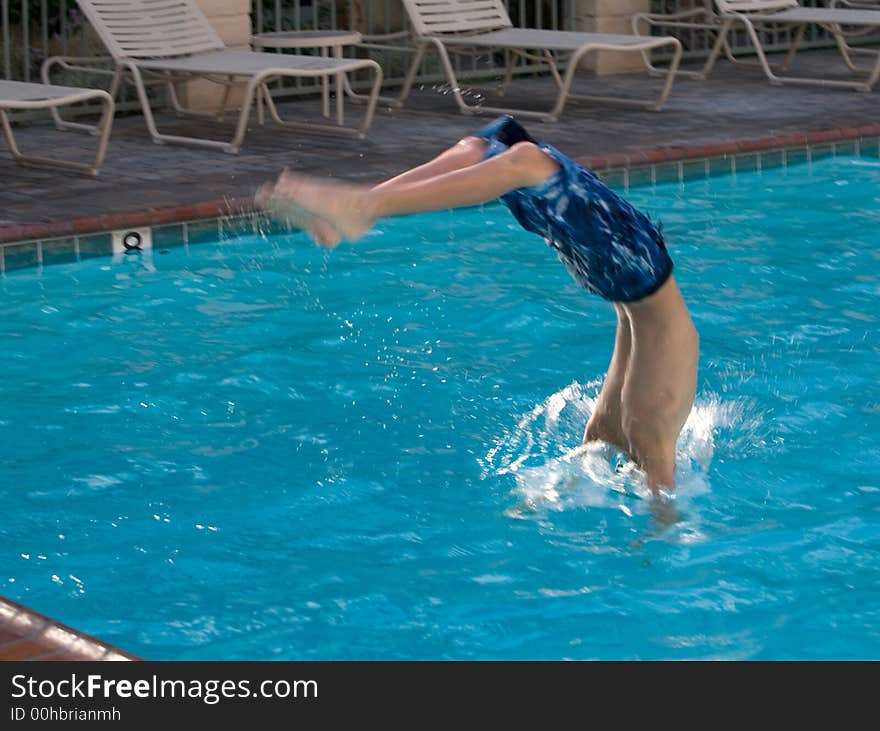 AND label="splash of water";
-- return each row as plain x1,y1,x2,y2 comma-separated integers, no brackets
482,381,770,523
427,83,485,105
